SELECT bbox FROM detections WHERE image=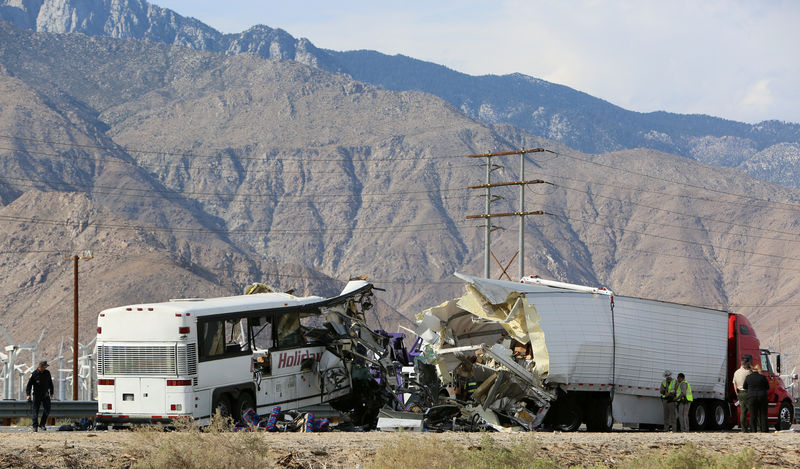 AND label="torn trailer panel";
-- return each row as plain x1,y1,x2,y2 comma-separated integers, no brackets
416,272,729,431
